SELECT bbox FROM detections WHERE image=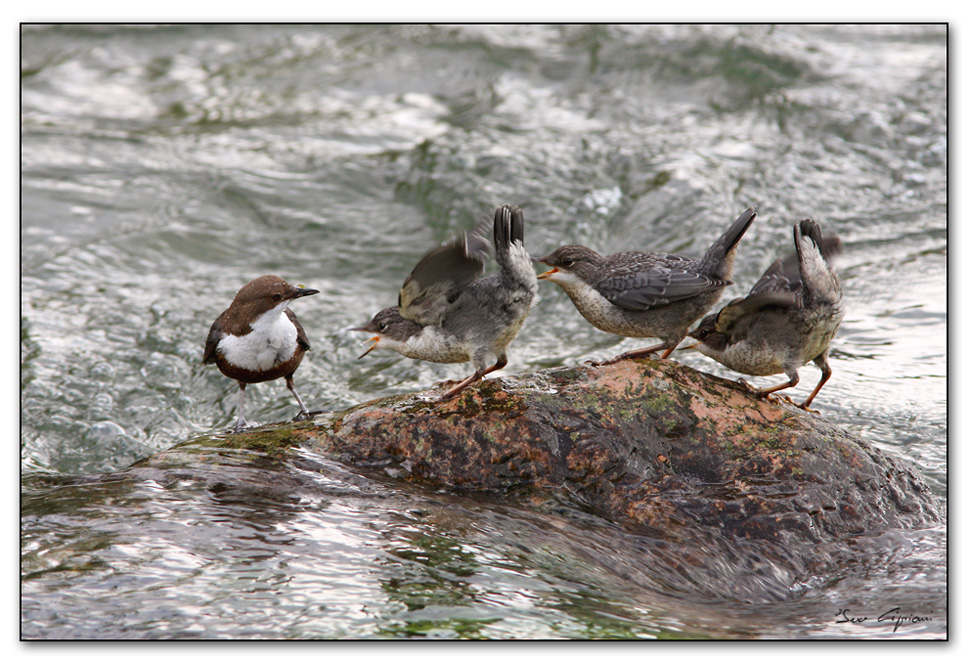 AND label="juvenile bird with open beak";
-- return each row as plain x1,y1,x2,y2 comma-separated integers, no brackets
355,204,538,400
